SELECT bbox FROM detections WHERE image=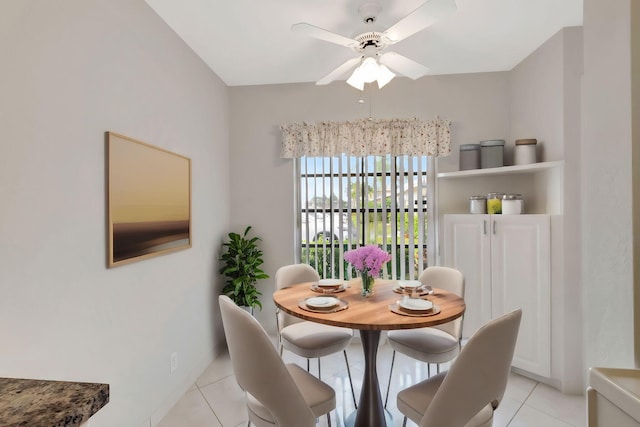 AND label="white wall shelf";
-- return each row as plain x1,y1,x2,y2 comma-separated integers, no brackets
437,160,564,179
